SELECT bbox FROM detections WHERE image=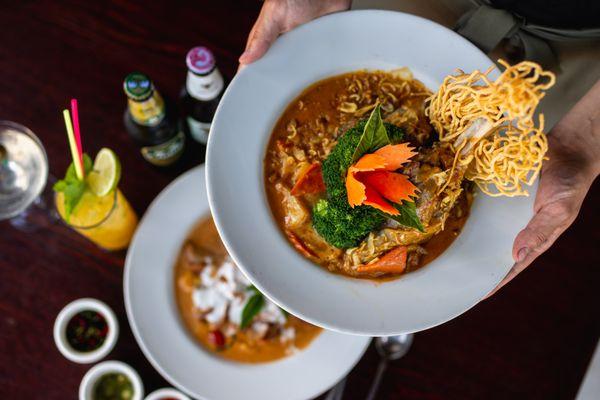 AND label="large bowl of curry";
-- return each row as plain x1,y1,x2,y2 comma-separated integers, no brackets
206,10,535,335
264,69,472,280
